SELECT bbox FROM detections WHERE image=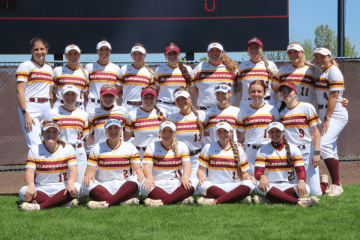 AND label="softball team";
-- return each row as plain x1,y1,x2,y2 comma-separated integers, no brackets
18,37,350,210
